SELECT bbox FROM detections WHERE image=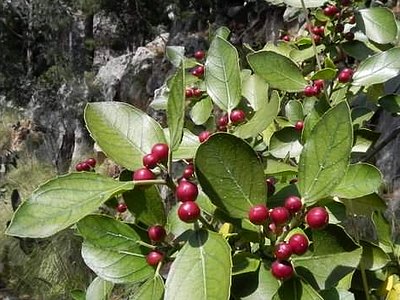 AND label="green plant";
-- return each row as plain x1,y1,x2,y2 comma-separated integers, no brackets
5,0,400,298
